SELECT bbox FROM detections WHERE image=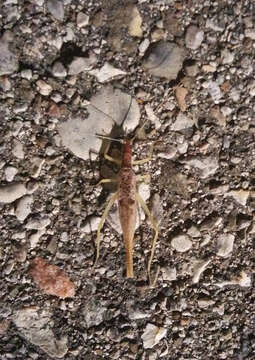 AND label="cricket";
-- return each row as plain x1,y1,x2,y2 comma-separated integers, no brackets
92,123,159,285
